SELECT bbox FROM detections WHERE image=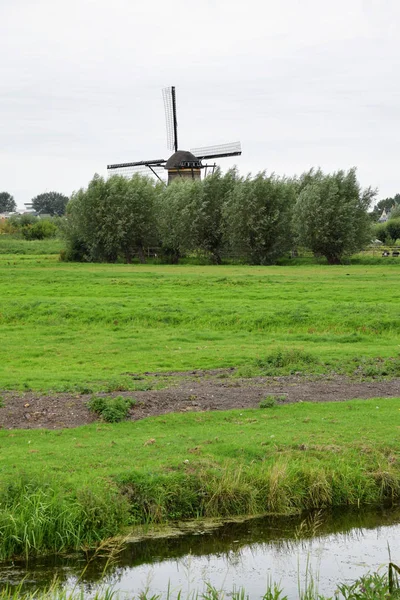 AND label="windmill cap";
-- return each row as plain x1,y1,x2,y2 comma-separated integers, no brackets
165,150,202,170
